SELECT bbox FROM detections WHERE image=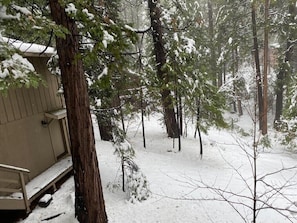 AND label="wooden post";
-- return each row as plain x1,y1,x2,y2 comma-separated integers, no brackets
19,172,30,213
